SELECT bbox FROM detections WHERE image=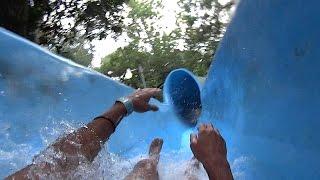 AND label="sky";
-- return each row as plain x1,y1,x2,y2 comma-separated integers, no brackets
91,0,231,67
